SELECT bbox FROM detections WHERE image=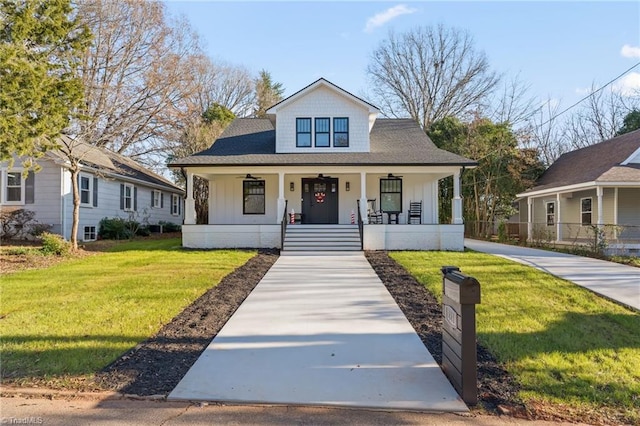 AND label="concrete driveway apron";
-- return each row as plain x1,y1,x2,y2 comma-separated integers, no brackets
169,252,467,412
465,239,640,311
